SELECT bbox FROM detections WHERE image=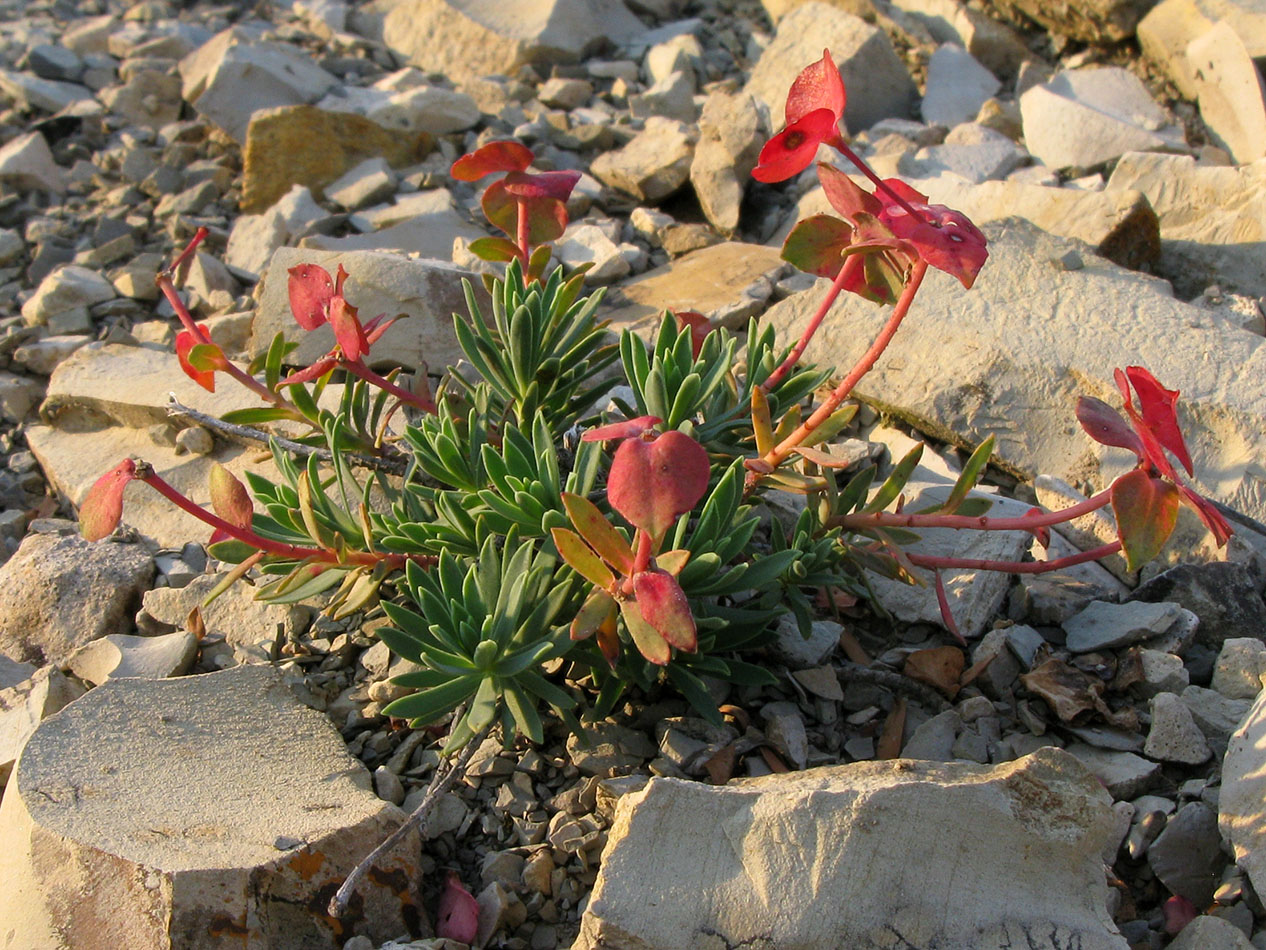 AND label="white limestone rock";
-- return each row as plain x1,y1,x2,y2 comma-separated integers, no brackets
921,44,1000,128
